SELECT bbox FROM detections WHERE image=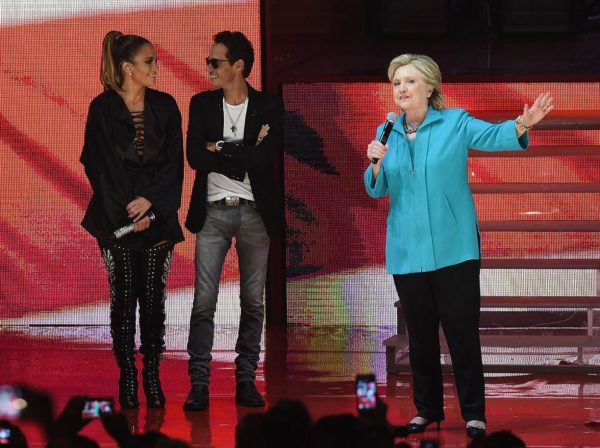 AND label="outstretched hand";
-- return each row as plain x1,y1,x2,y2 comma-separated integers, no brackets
522,92,554,128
